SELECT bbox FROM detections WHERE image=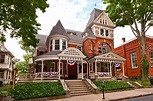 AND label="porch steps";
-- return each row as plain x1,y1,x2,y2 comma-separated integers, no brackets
65,80,92,96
